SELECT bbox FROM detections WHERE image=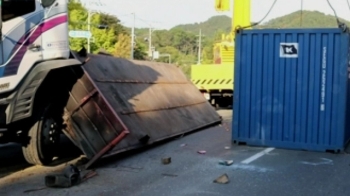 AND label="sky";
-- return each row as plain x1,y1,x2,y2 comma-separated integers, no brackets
80,0,350,30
